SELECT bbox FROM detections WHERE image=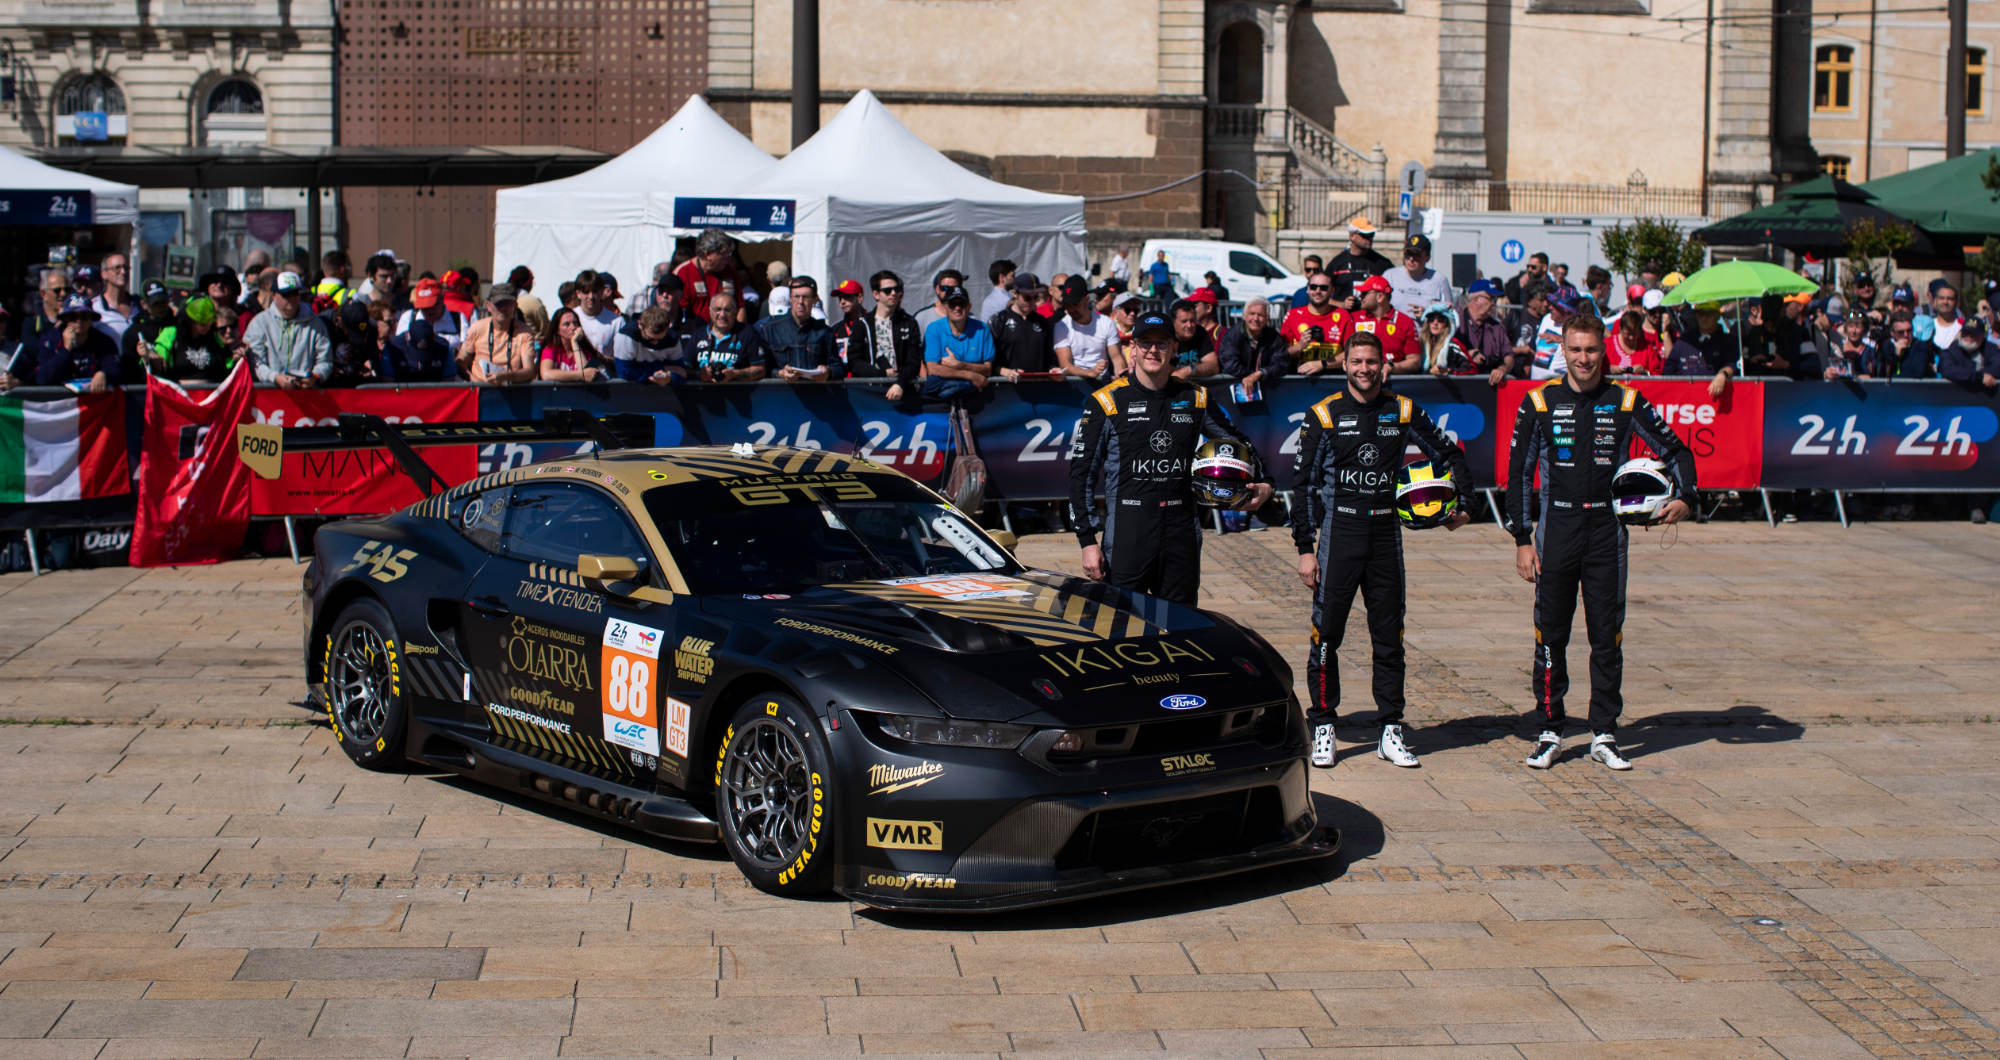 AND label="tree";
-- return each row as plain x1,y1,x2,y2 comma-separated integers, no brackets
1599,218,1707,286
1843,217,1915,288
1966,236,2000,288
